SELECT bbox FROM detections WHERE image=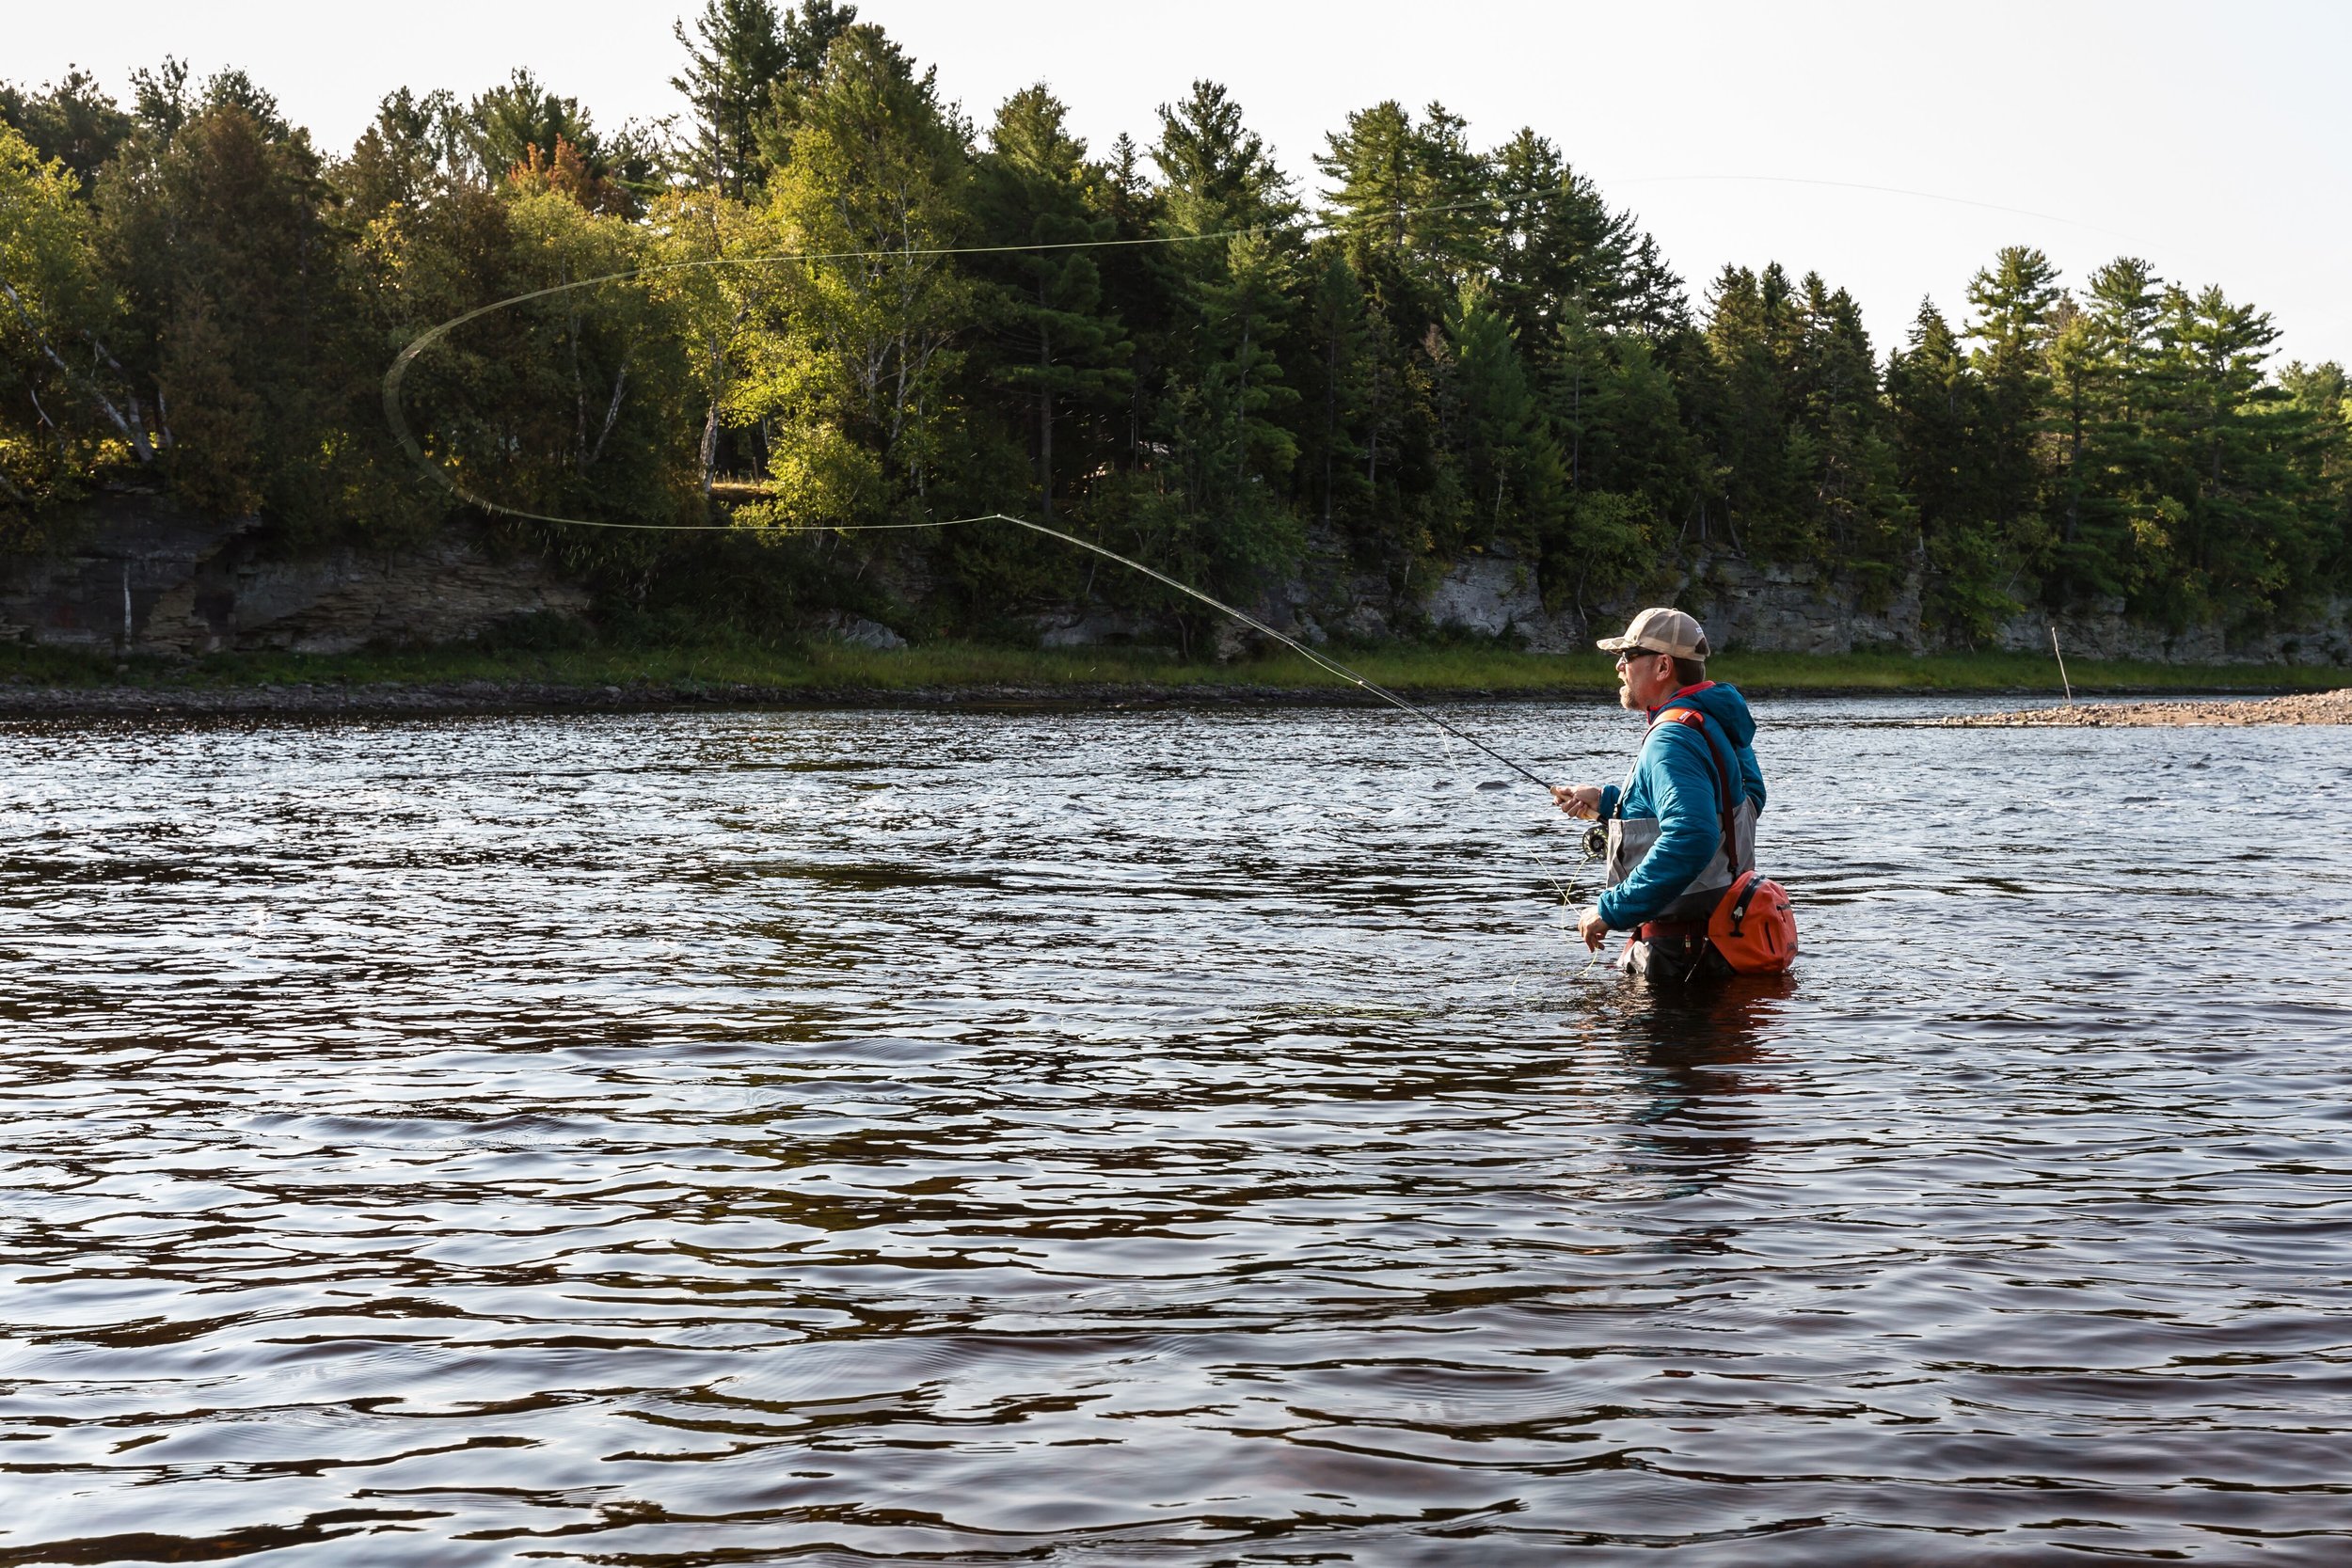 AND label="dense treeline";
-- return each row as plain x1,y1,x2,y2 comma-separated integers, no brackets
5,1,2348,644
